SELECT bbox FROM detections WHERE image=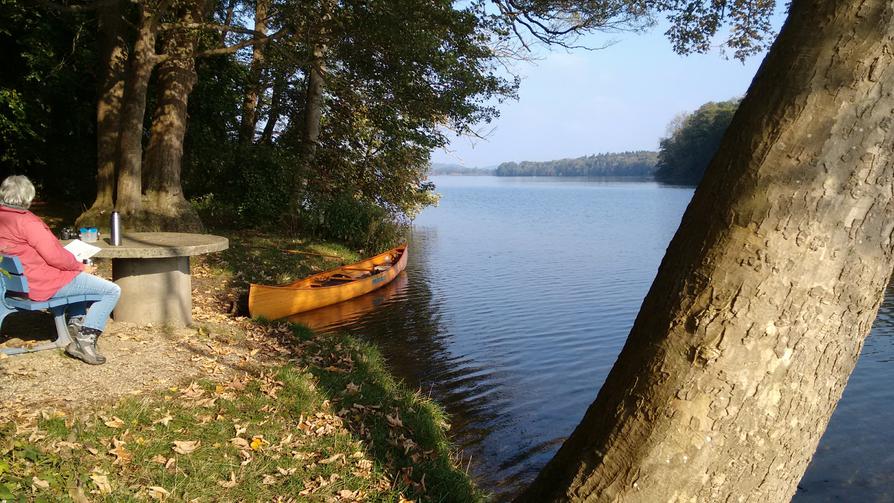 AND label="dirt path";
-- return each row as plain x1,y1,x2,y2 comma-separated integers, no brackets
0,260,280,422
